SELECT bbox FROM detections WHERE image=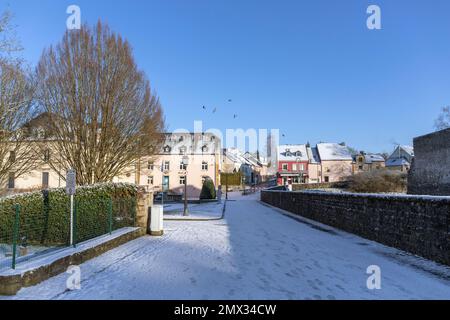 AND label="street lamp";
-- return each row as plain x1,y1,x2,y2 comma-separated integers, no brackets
182,155,189,216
